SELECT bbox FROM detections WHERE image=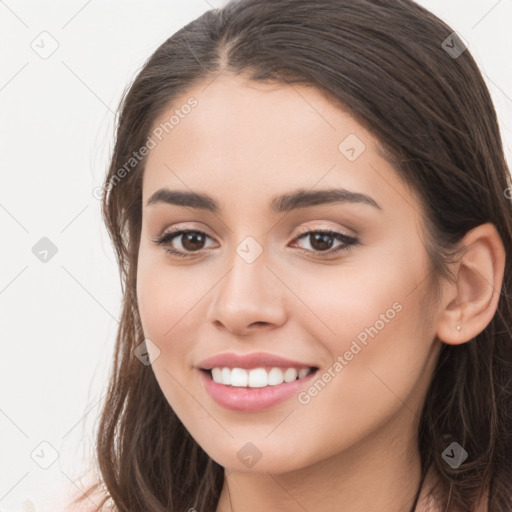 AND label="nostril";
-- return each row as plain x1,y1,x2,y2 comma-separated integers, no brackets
249,321,270,328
